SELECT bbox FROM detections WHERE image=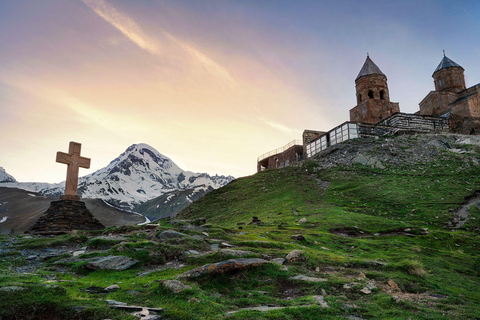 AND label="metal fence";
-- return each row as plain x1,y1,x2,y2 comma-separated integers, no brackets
257,139,303,162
